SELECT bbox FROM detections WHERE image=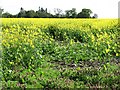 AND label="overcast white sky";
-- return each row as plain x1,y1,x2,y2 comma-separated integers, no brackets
0,0,119,18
